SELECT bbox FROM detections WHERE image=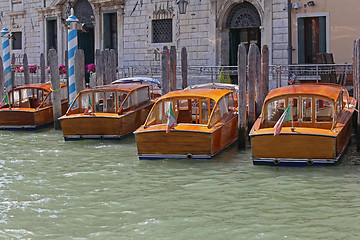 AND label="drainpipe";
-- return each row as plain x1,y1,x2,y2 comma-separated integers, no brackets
287,0,292,65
